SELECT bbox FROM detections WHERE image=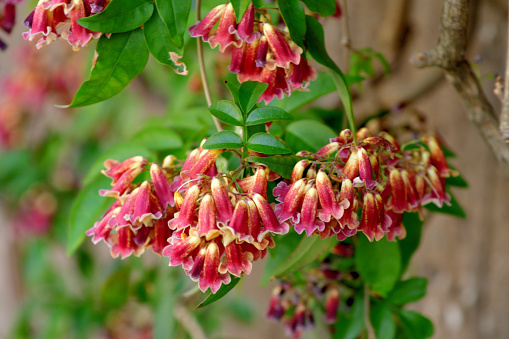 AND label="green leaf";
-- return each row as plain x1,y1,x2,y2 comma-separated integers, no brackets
143,8,187,73
355,236,401,297
247,133,292,155
387,278,427,306
231,0,251,23
208,100,244,126
270,72,364,113
77,0,153,33
196,276,241,308
301,0,336,17
67,175,114,255
370,302,396,339
261,232,303,286
277,0,306,49
68,29,149,108
247,155,300,179
424,191,466,218
398,310,434,339
285,119,336,152
224,81,241,105
245,107,293,125
333,290,365,339
82,142,153,185
100,265,131,308
304,15,355,136
131,126,183,151
155,0,192,48
202,131,244,149
399,212,423,275
273,235,336,278
239,81,269,113
446,173,468,188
